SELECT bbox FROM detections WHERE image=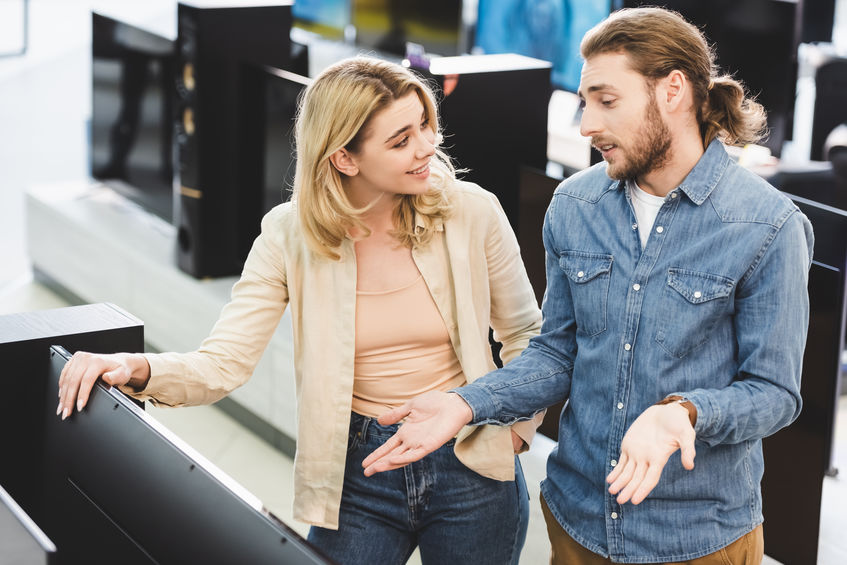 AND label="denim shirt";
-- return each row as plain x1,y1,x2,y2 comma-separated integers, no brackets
456,140,814,563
